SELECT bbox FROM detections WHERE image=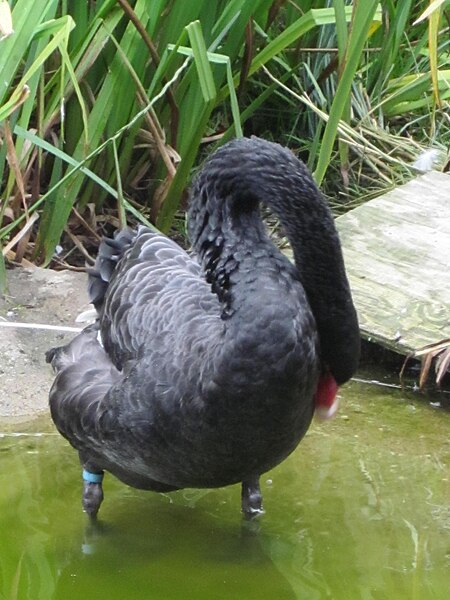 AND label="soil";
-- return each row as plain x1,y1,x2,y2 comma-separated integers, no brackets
0,267,90,423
